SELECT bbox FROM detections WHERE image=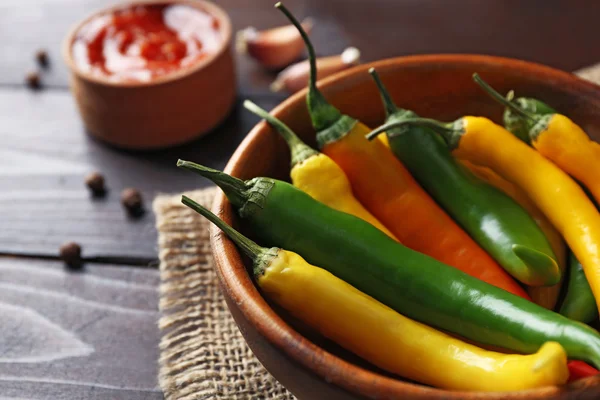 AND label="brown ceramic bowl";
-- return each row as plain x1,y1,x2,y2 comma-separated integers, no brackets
63,0,235,150
211,54,600,399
